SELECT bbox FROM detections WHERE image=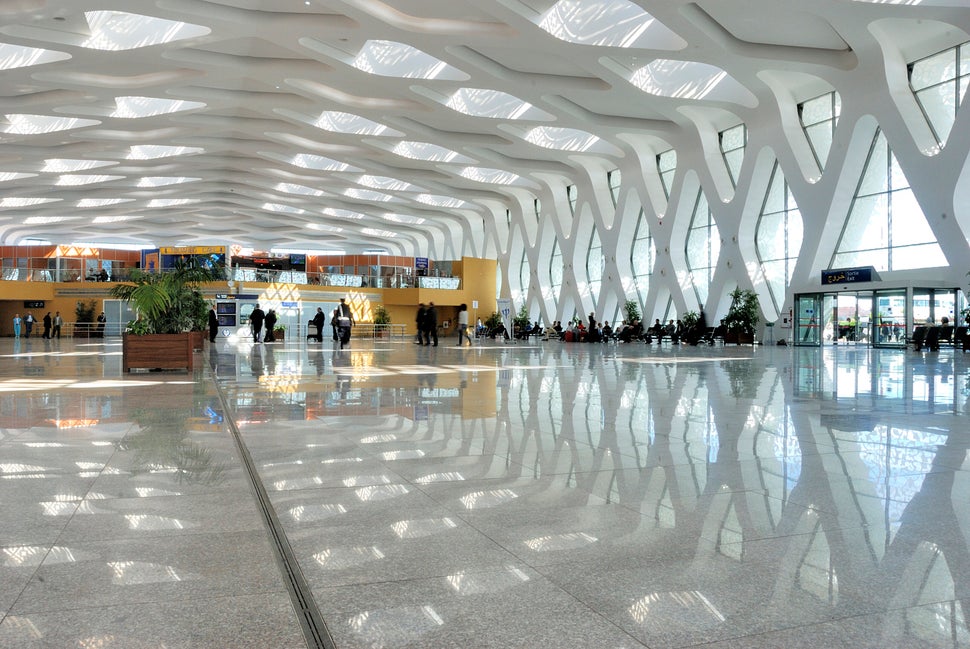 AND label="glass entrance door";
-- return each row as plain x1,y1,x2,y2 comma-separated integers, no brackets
794,294,821,345
873,290,906,347
831,293,871,345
